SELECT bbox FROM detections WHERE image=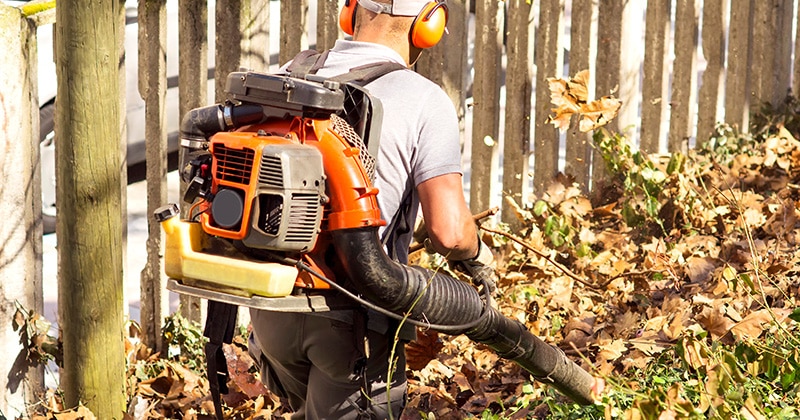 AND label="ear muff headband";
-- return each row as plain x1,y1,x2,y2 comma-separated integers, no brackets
410,0,448,49
341,0,448,48
339,0,357,35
